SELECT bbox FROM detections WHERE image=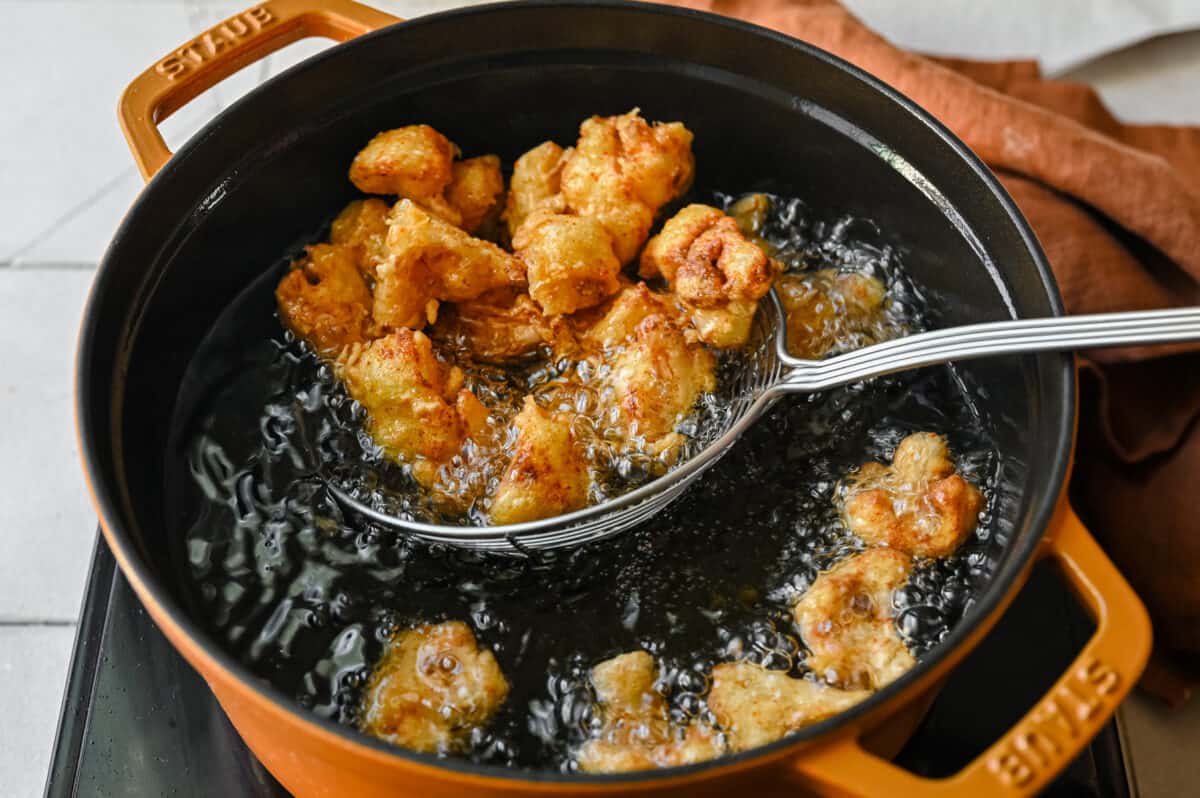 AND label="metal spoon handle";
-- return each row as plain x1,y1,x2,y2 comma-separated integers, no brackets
776,307,1200,393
